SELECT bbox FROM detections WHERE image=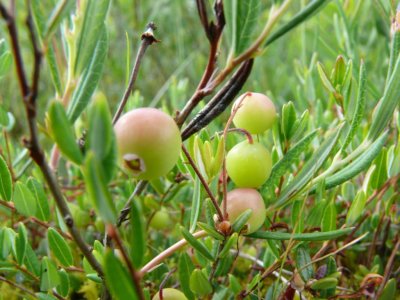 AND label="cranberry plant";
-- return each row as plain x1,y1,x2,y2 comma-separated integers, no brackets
0,1,399,299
